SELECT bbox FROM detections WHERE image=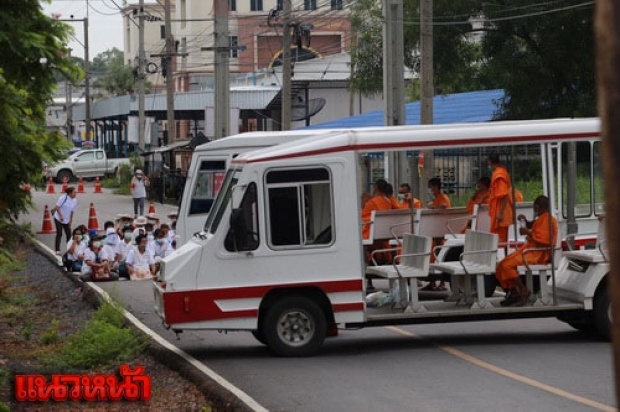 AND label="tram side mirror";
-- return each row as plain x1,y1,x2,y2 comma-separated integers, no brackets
227,208,251,252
